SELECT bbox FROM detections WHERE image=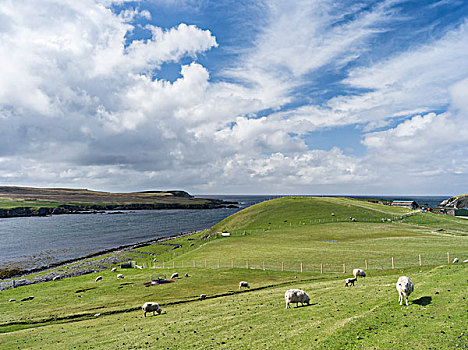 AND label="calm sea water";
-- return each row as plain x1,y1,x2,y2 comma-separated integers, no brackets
0,195,447,270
